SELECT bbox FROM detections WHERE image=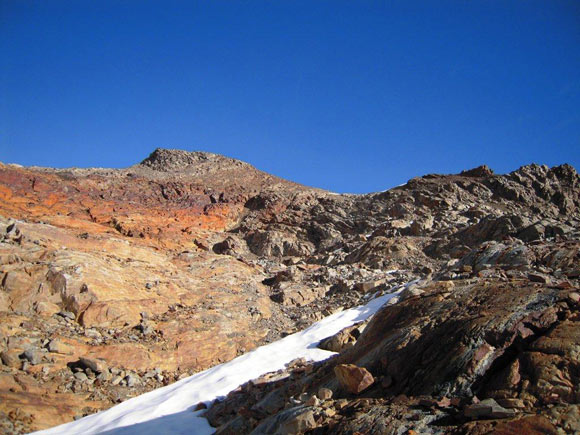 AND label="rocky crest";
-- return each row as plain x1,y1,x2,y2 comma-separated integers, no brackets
138,148,252,173
0,149,578,433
